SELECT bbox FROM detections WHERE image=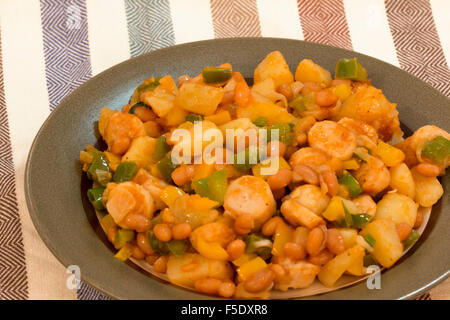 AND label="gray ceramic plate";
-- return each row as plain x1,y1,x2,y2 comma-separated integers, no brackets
25,38,449,300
